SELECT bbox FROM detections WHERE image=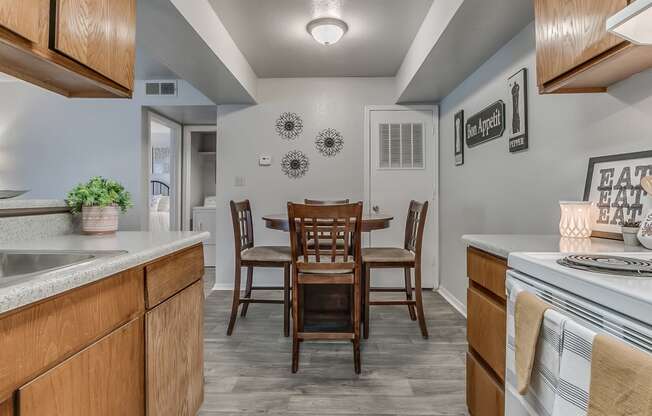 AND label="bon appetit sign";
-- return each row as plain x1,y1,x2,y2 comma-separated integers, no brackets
465,100,505,147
